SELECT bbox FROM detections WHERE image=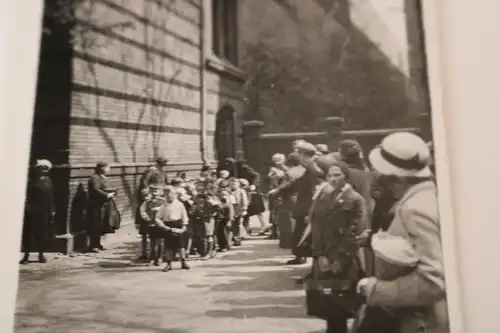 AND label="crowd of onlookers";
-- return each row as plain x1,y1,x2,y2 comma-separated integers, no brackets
266,134,445,333
20,131,445,333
